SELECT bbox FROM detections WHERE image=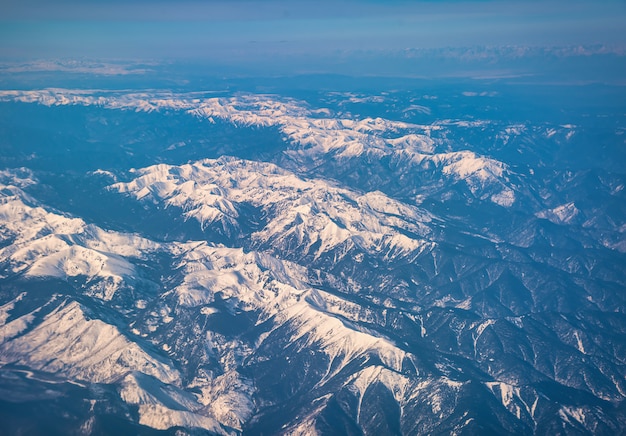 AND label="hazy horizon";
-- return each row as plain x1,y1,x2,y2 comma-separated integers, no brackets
2,0,625,76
